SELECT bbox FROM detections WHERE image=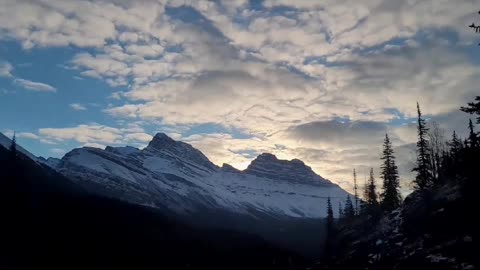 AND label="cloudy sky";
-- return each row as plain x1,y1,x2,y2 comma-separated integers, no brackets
1,0,479,194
